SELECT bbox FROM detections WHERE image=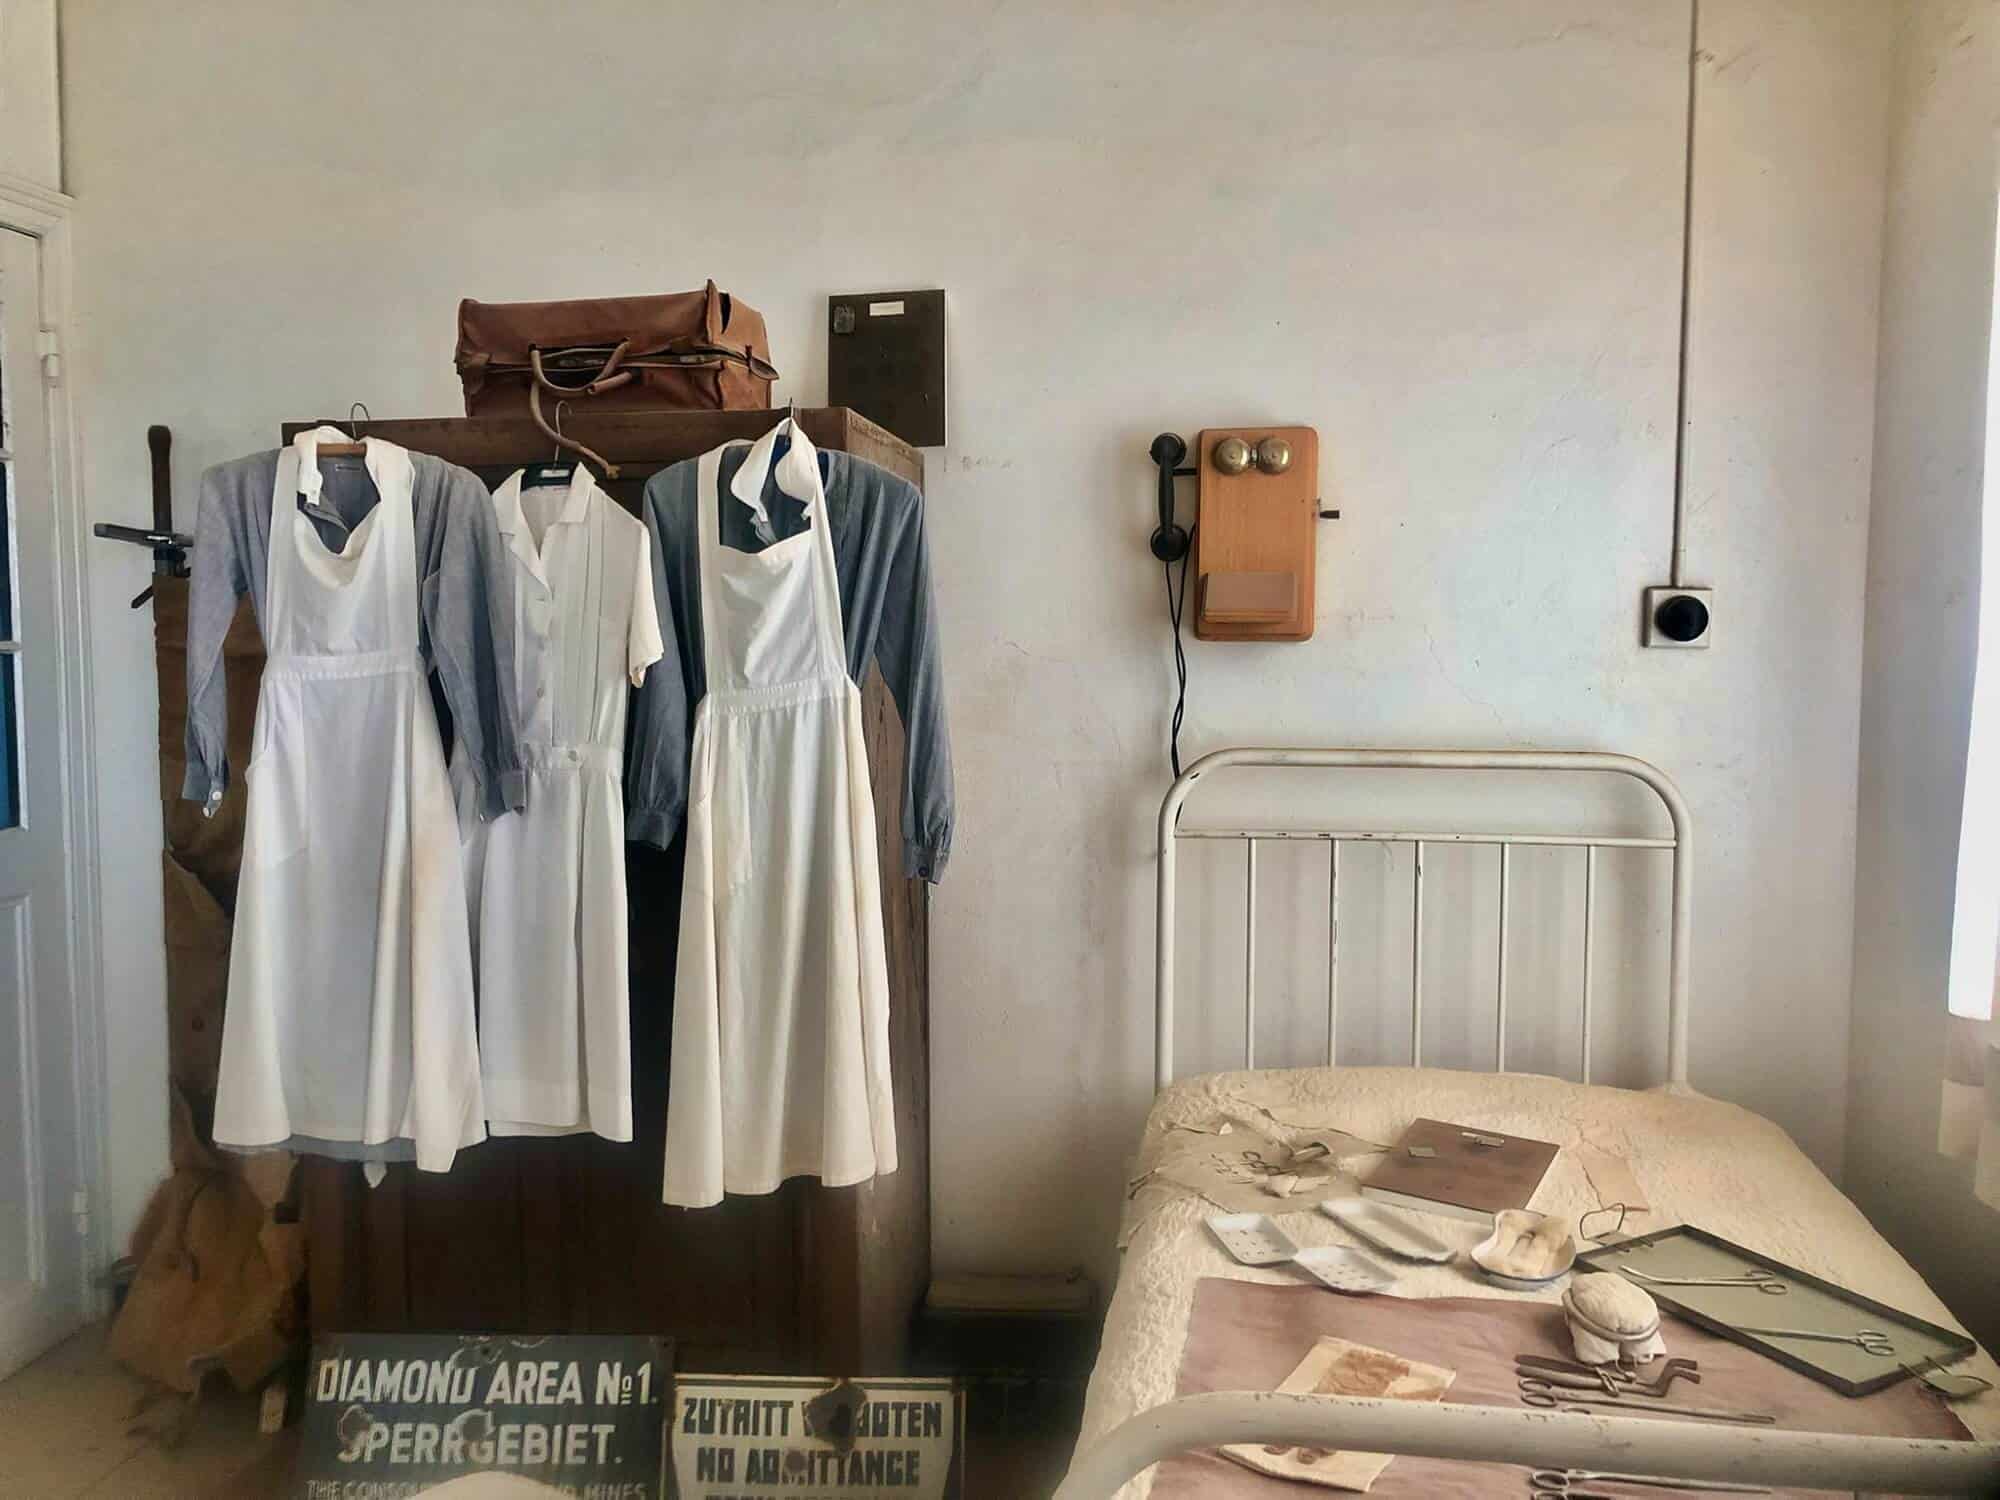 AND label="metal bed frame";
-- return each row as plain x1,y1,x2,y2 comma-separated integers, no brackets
1155,747,1693,1089
1056,747,2000,1499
